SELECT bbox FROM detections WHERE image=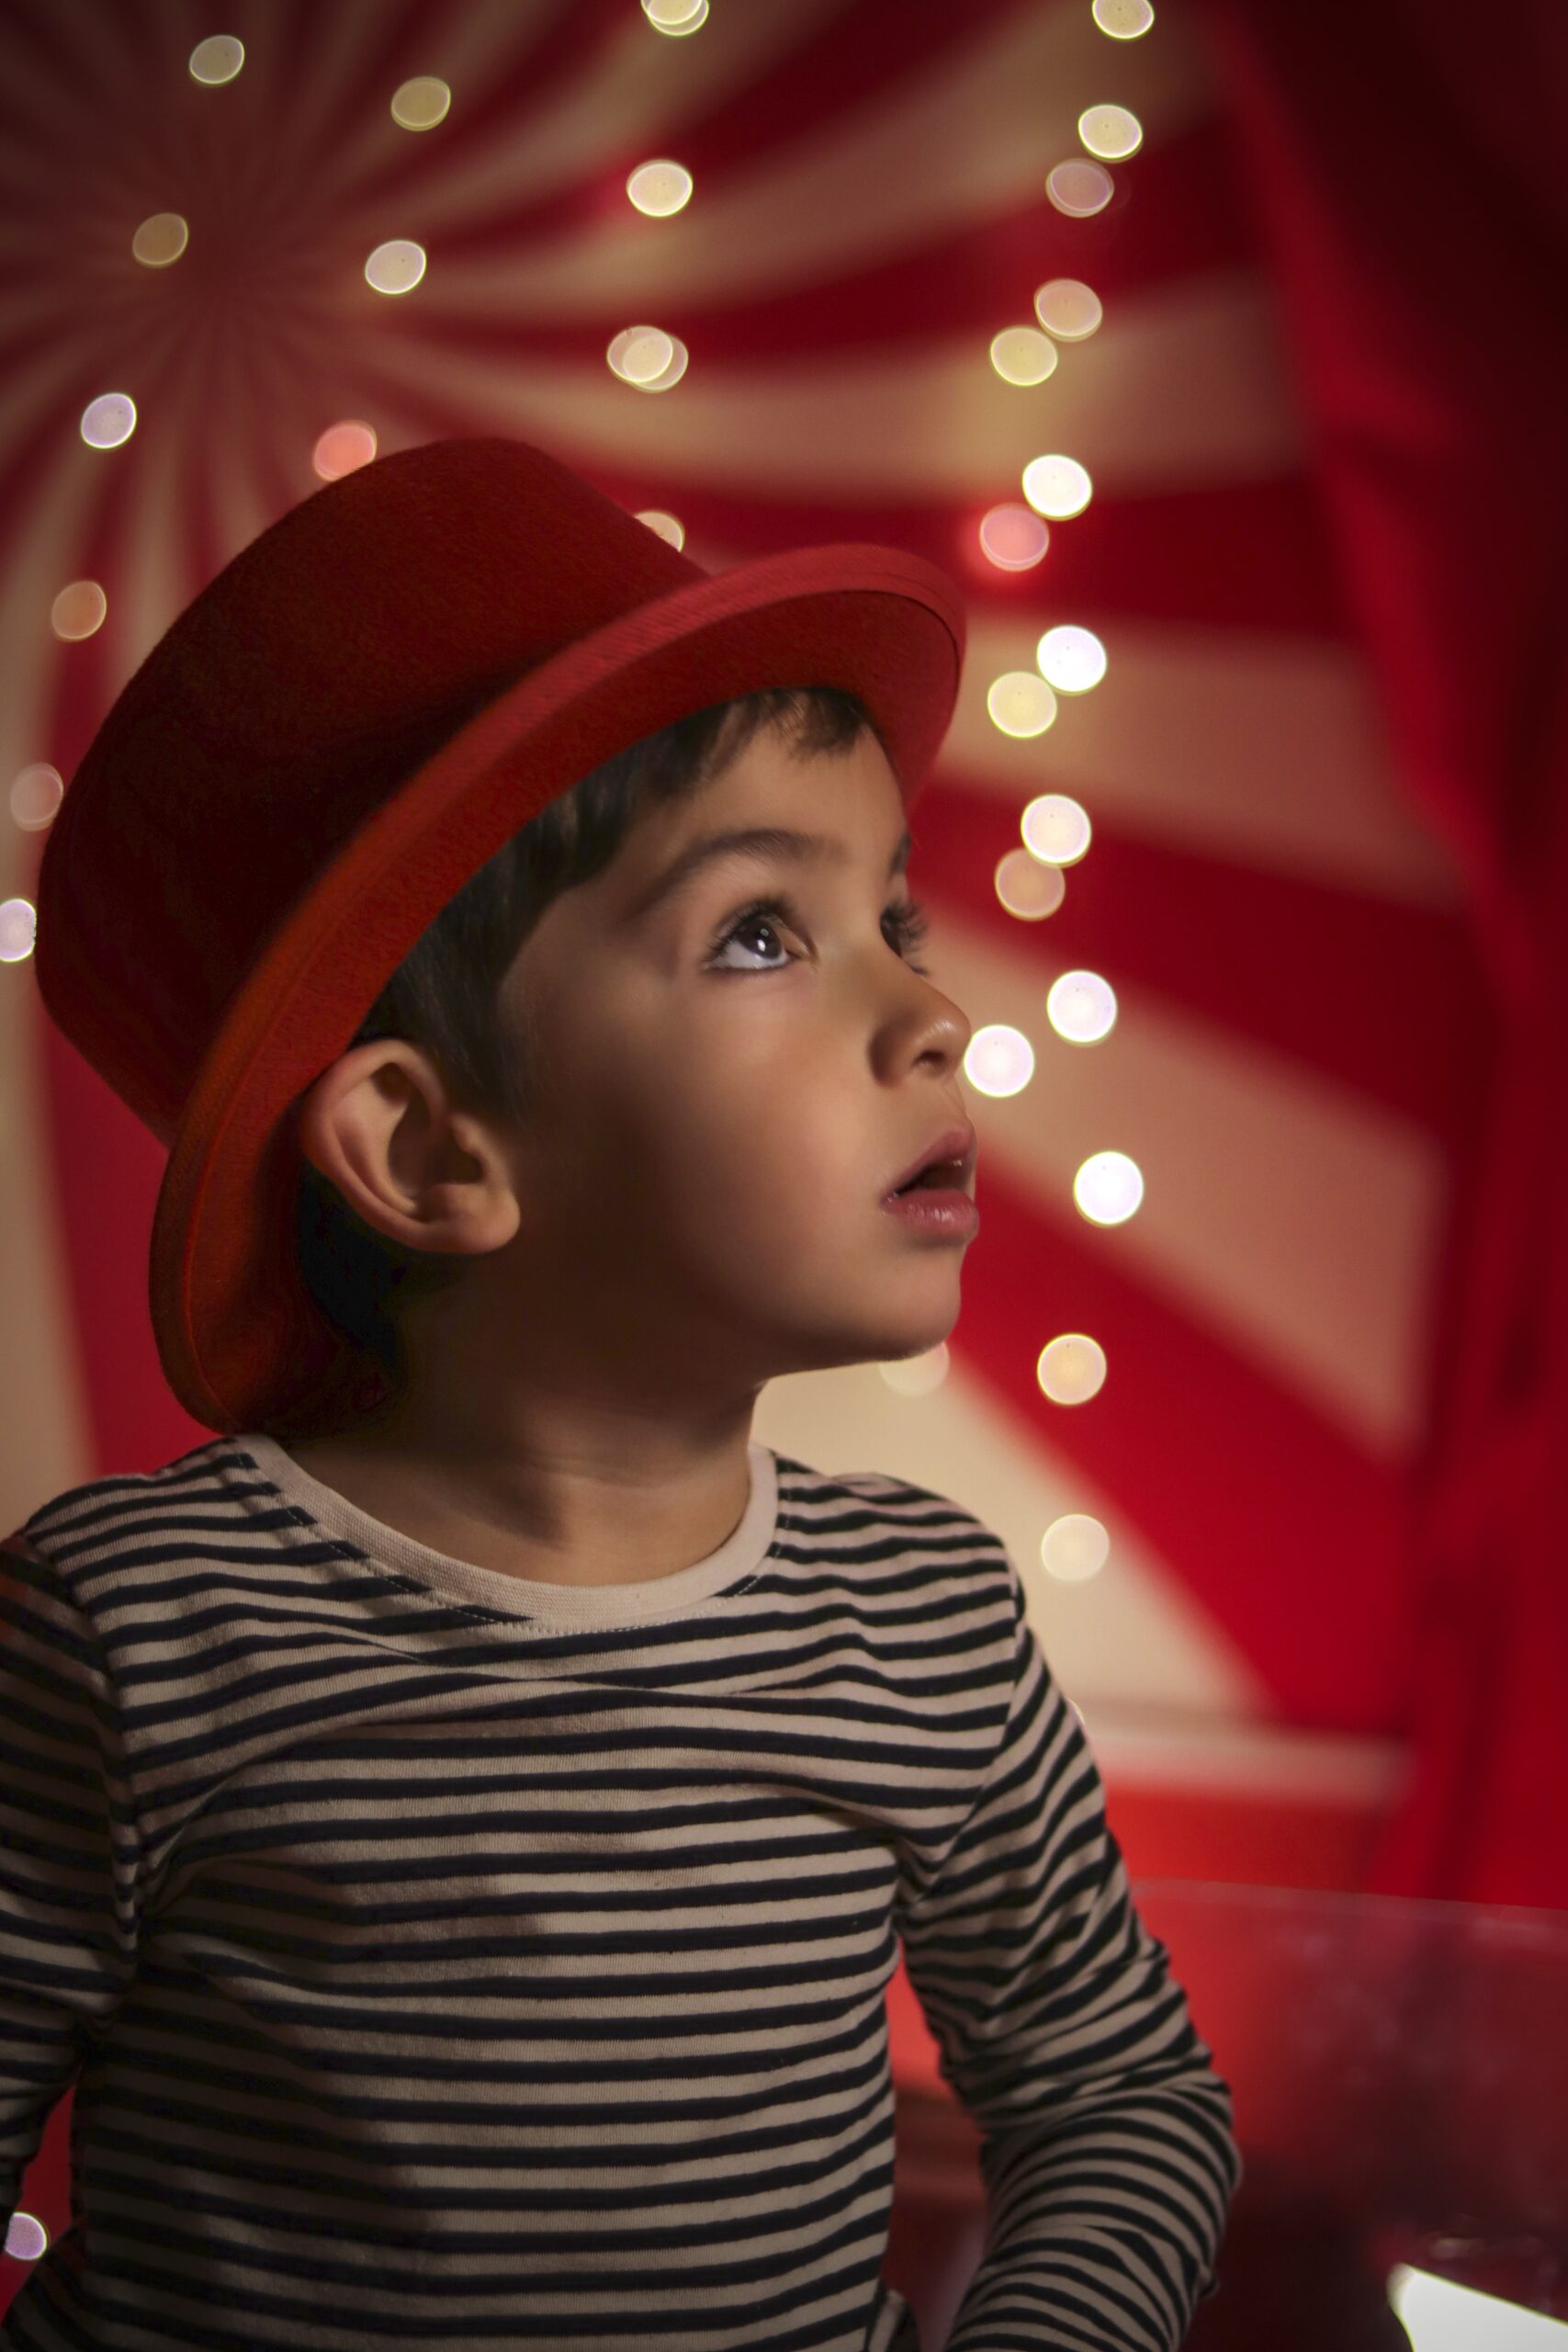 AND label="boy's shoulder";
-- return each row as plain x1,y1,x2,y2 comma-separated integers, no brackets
16,1434,261,1568
770,1448,1021,1589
